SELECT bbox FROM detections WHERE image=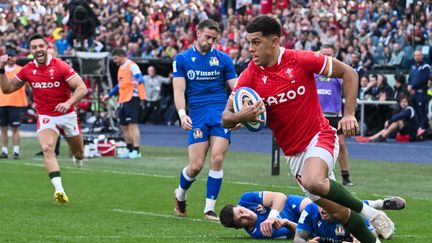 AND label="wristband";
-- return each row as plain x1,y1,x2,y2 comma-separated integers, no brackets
178,109,186,118
0,68,4,74
268,209,280,219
